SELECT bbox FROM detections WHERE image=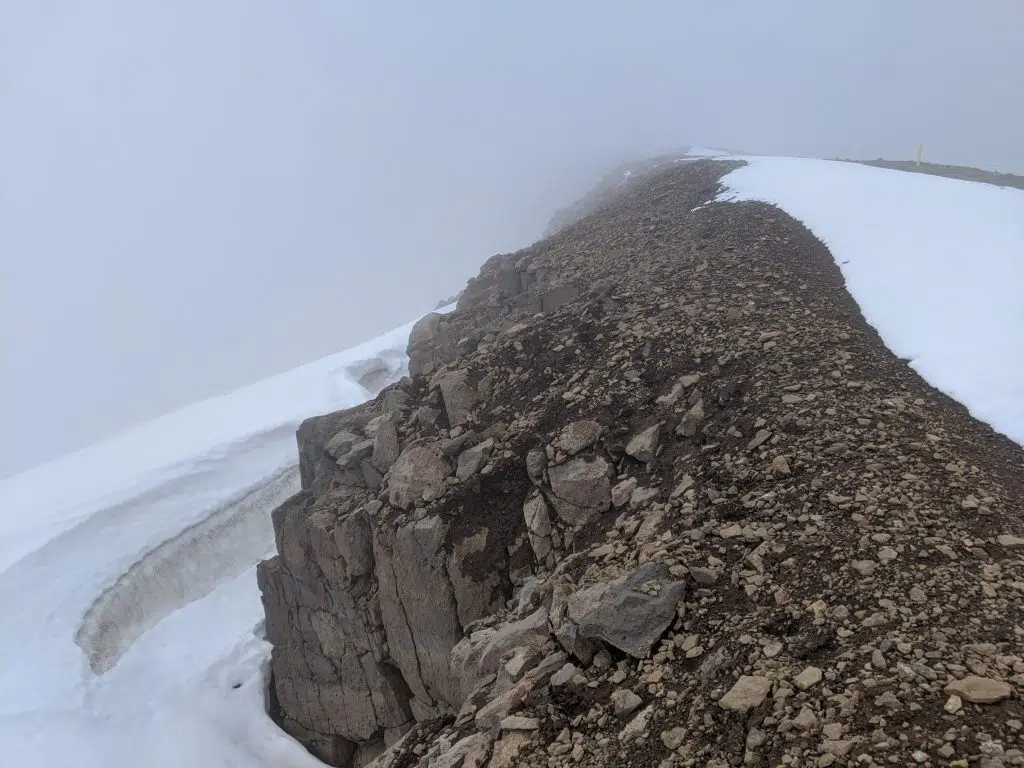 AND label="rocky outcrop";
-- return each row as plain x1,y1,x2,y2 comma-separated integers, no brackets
261,158,1024,768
